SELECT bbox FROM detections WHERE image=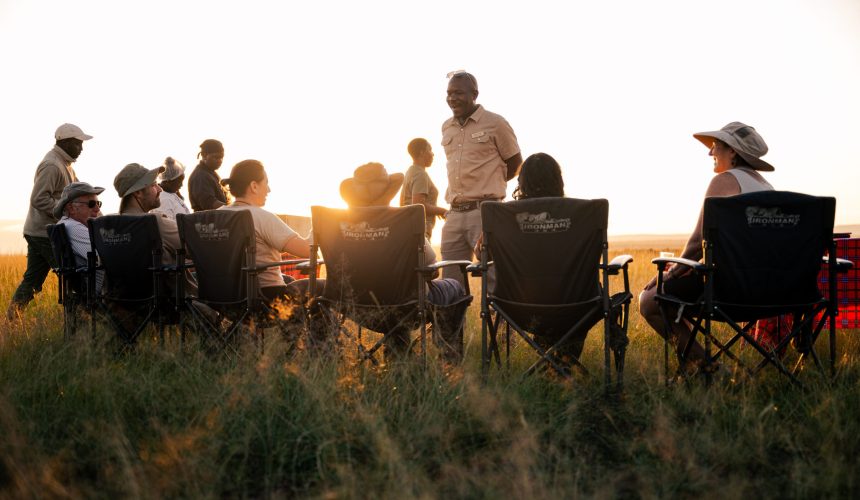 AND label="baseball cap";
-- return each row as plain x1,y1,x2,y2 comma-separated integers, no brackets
55,123,93,141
